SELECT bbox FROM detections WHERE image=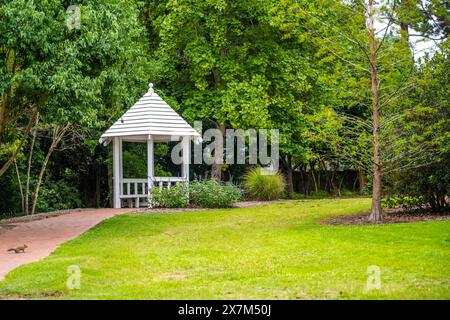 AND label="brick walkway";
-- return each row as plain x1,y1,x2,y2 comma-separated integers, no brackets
0,208,134,280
